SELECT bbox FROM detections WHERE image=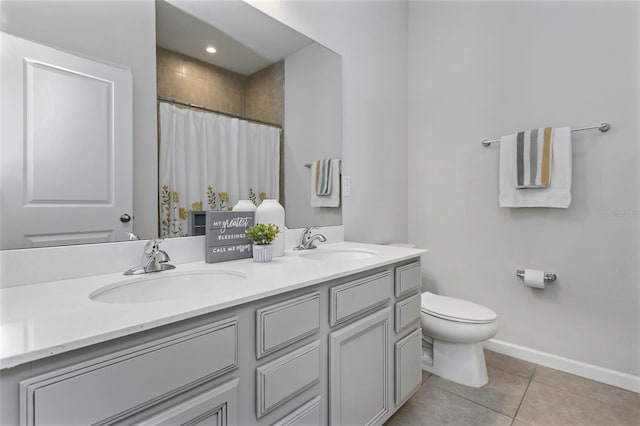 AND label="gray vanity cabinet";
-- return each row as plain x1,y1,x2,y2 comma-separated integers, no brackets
328,260,423,426
393,262,423,406
2,258,423,426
